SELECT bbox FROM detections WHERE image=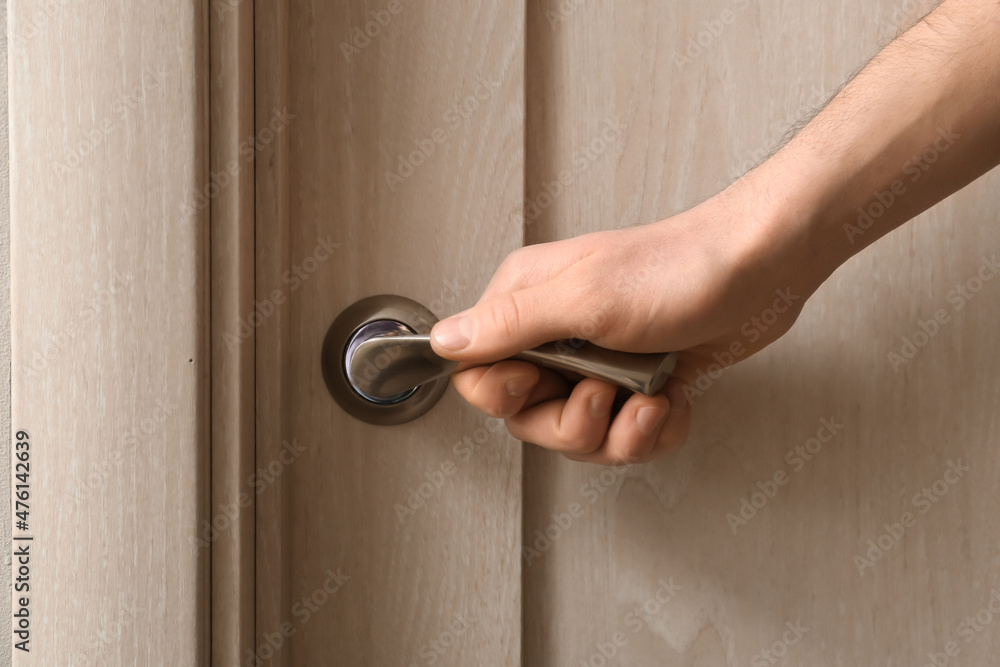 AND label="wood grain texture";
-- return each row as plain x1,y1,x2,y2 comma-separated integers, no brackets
254,1,524,664
211,0,257,664
8,1,210,664
524,0,1000,665
1,2,13,663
